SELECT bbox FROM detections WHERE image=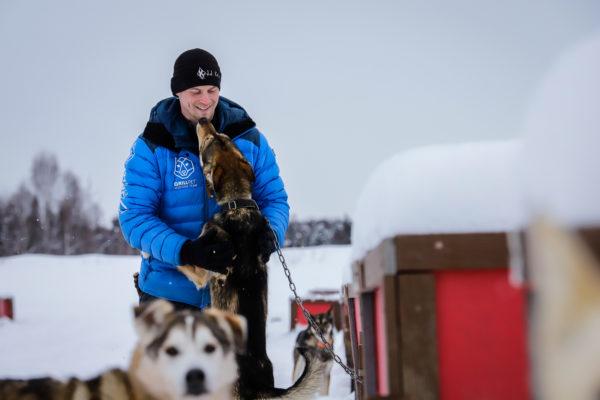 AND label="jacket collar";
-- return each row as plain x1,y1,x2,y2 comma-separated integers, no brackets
146,96,256,152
